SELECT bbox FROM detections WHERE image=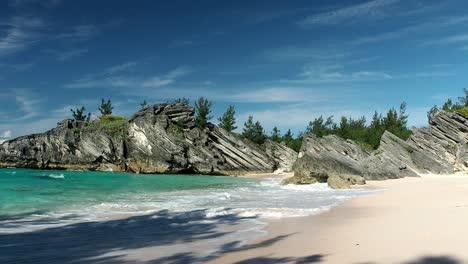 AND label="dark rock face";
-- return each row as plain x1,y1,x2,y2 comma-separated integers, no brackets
0,103,292,175
290,110,468,186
